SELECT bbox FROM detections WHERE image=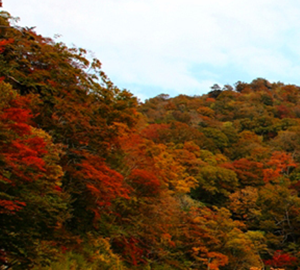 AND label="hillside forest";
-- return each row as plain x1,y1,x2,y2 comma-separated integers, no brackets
2,9,300,270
